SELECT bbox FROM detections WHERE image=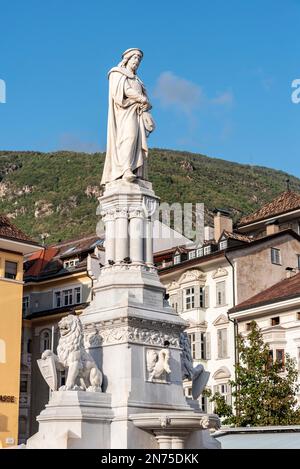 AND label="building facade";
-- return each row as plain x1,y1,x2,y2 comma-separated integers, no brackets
228,271,300,403
157,208,300,411
0,215,40,448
